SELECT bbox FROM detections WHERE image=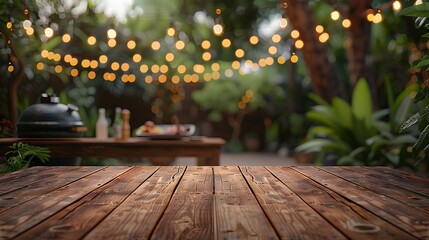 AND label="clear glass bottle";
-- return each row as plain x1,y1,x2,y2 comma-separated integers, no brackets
112,107,122,141
96,108,108,139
